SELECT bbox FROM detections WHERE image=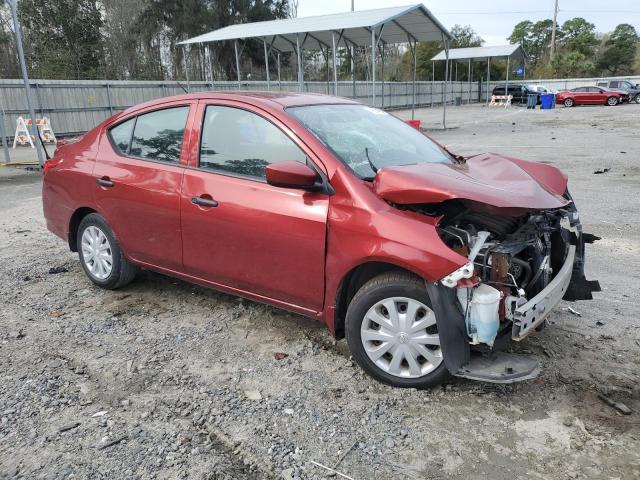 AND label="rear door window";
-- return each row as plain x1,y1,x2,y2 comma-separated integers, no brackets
129,107,190,163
